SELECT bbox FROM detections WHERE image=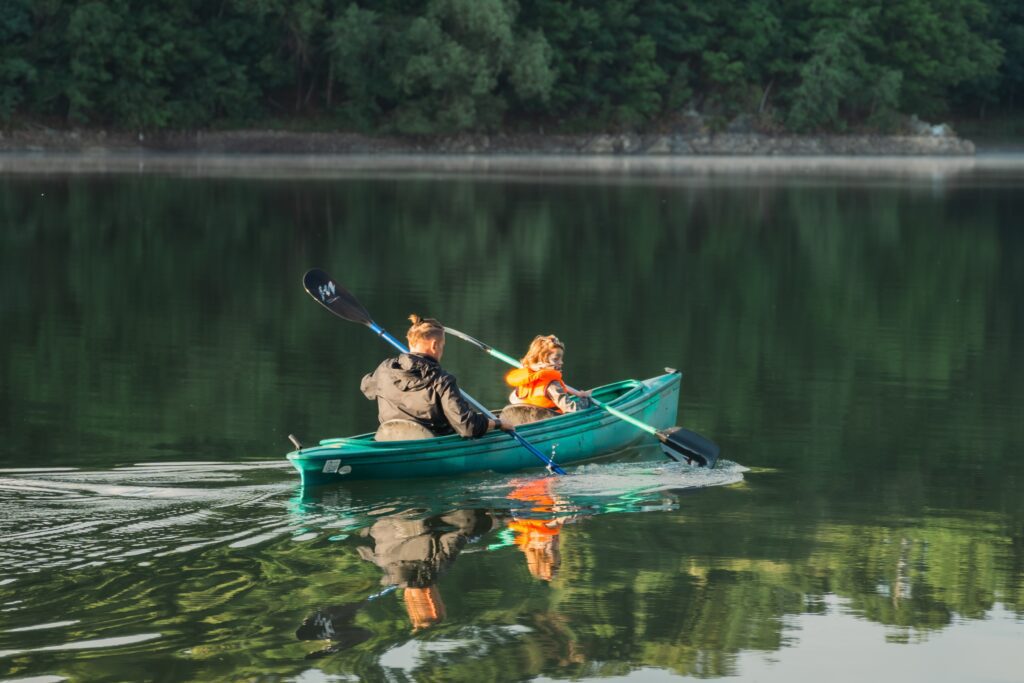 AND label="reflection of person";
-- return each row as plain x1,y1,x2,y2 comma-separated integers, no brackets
357,509,497,629
505,335,592,414
296,509,496,655
507,478,566,582
361,315,514,439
